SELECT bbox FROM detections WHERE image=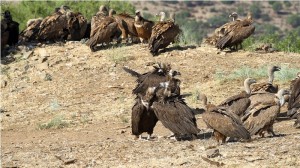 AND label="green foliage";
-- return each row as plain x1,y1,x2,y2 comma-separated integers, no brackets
261,13,271,21
284,1,292,8
215,64,300,83
249,2,262,19
1,1,135,32
38,115,69,130
243,29,300,53
272,2,283,13
207,14,228,28
287,14,300,28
